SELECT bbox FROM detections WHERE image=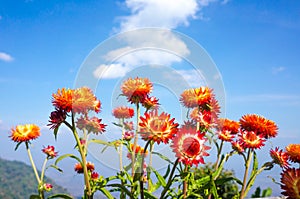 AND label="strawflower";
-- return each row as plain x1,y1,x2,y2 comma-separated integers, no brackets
231,141,244,153
10,124,40,143
238,131,265,150
139,110,179,144
280,168,300,199
72,87,101,114
180,87,212,108
52,88,74,112
48,108,67,129
216,118,240,142
74,162,95,174
171,125,210,166
142,96,159,110
190,109,214,129
127,144,148,160
43,183,53,192
112,106,134,119
240,114,278,138
42,145,58,159
76,116,106,134
270,147,289,168
286,144,300,163
121,77,153,104
123,131,134,141
91,172,99,180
